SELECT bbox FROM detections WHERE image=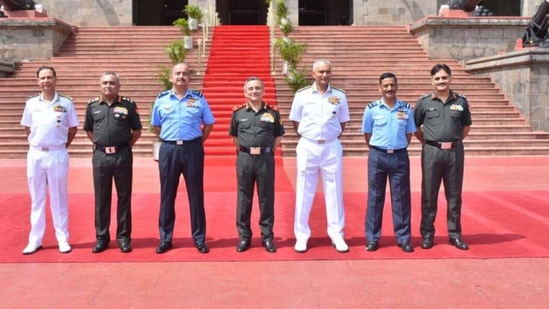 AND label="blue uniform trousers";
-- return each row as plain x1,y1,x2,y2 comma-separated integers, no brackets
158,139,206,244
365,147,412,244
